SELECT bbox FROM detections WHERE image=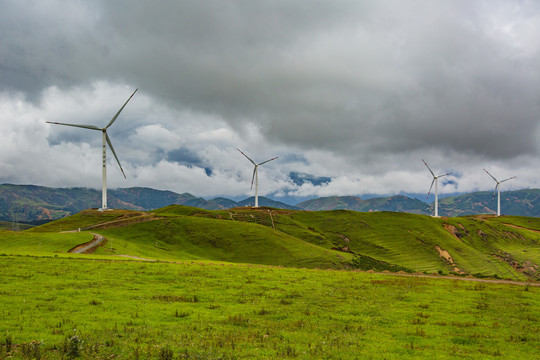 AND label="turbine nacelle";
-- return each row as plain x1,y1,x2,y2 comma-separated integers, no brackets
483,169,516,216
237,148,278,207
422,159,452,217
422,159,452,197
